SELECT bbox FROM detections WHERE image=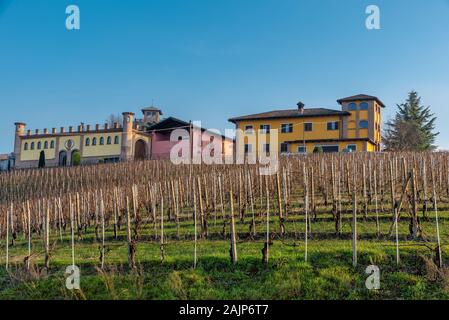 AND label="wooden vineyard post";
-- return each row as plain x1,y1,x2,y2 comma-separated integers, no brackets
351,165,358,268
248,172,256,238
303,163,309,263
410,169,421,239
27,201,31,270
197,176,207,239
160,189,165,264
276,172,286,236
100,191,105,269
229,188,238,264
193,179,198,269
352,192,357,268
113,188,118,240
5,204,9,270
126,197,136,269
422,161,428,220
262,175,270,265
431,159,443,268
373,170,380,238
390,163,400,265
69,195,76,269
44,201,50,271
